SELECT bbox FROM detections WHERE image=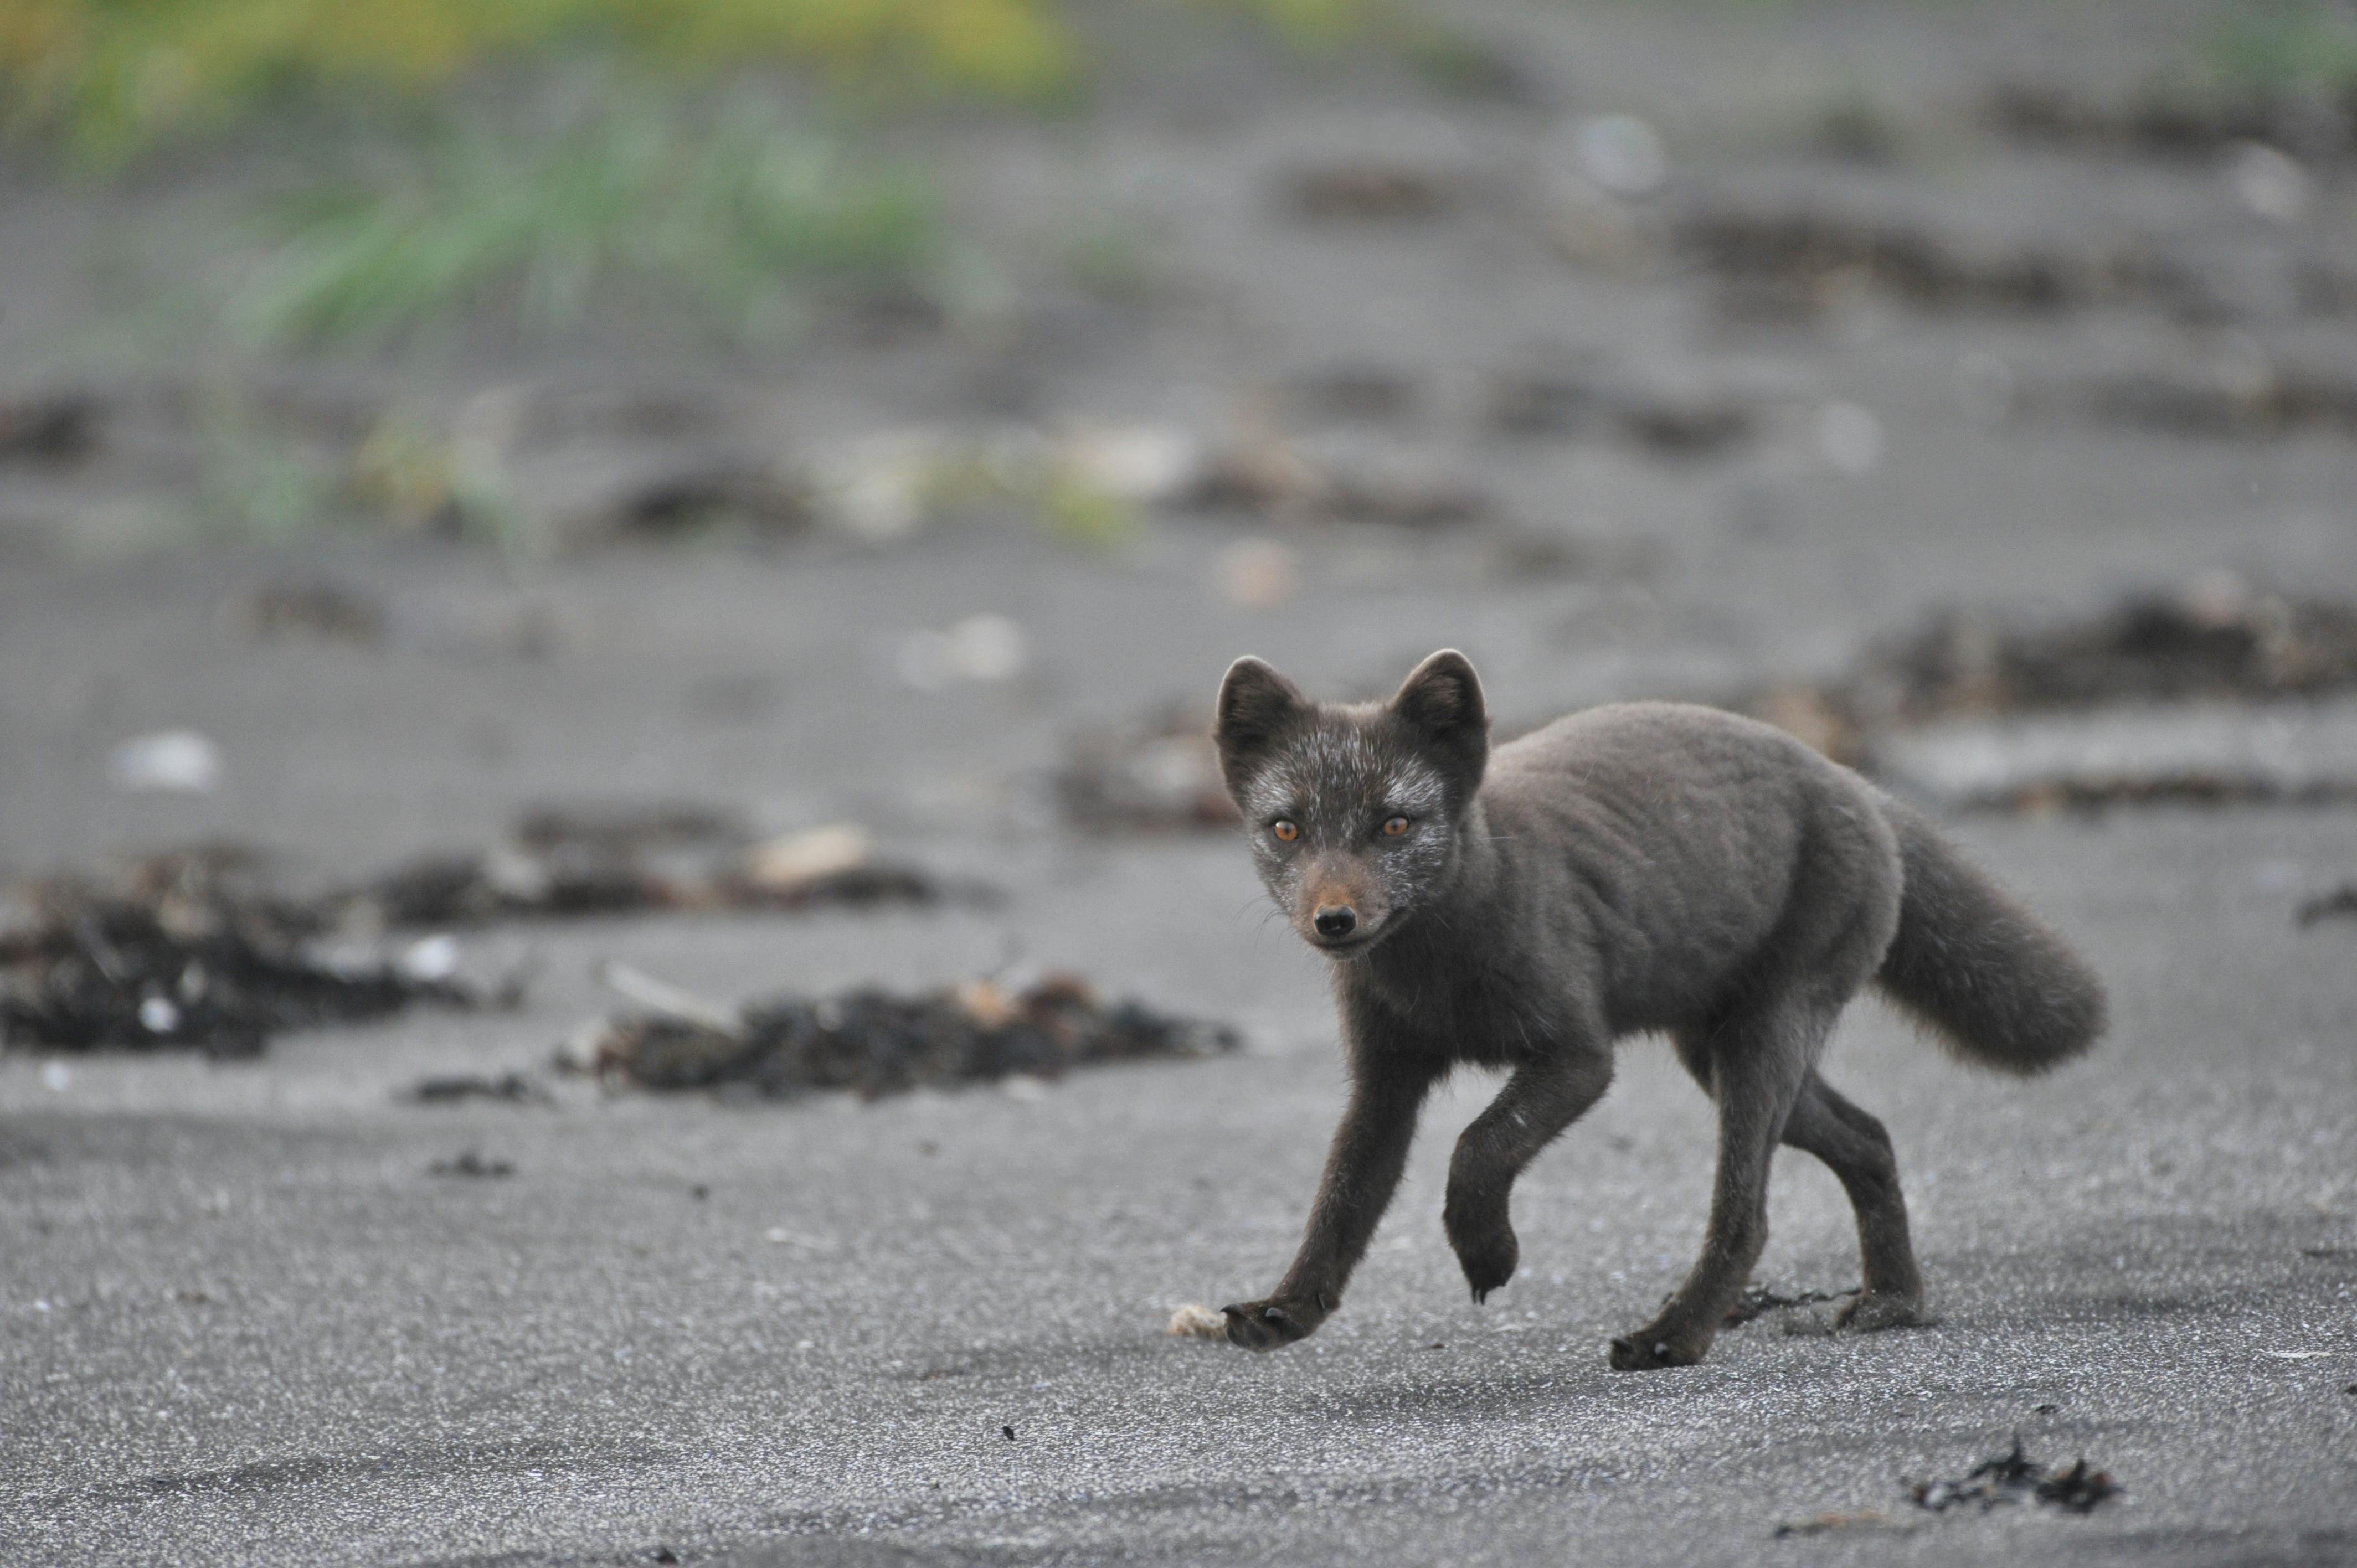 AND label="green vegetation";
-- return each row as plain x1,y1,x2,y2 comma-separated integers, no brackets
0,0,1382,163
2206,1,2357,94
0,0,1076,162
235,97,938,344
